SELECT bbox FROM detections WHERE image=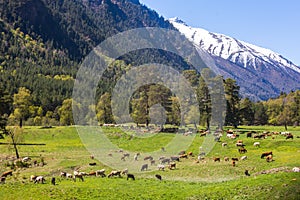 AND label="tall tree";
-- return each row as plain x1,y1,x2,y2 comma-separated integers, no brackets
239,98,254,125
0,83,11,138
197,76,211,129
12,87,32,127
96,92,114,124
254,102,268,125
224,78,240,128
